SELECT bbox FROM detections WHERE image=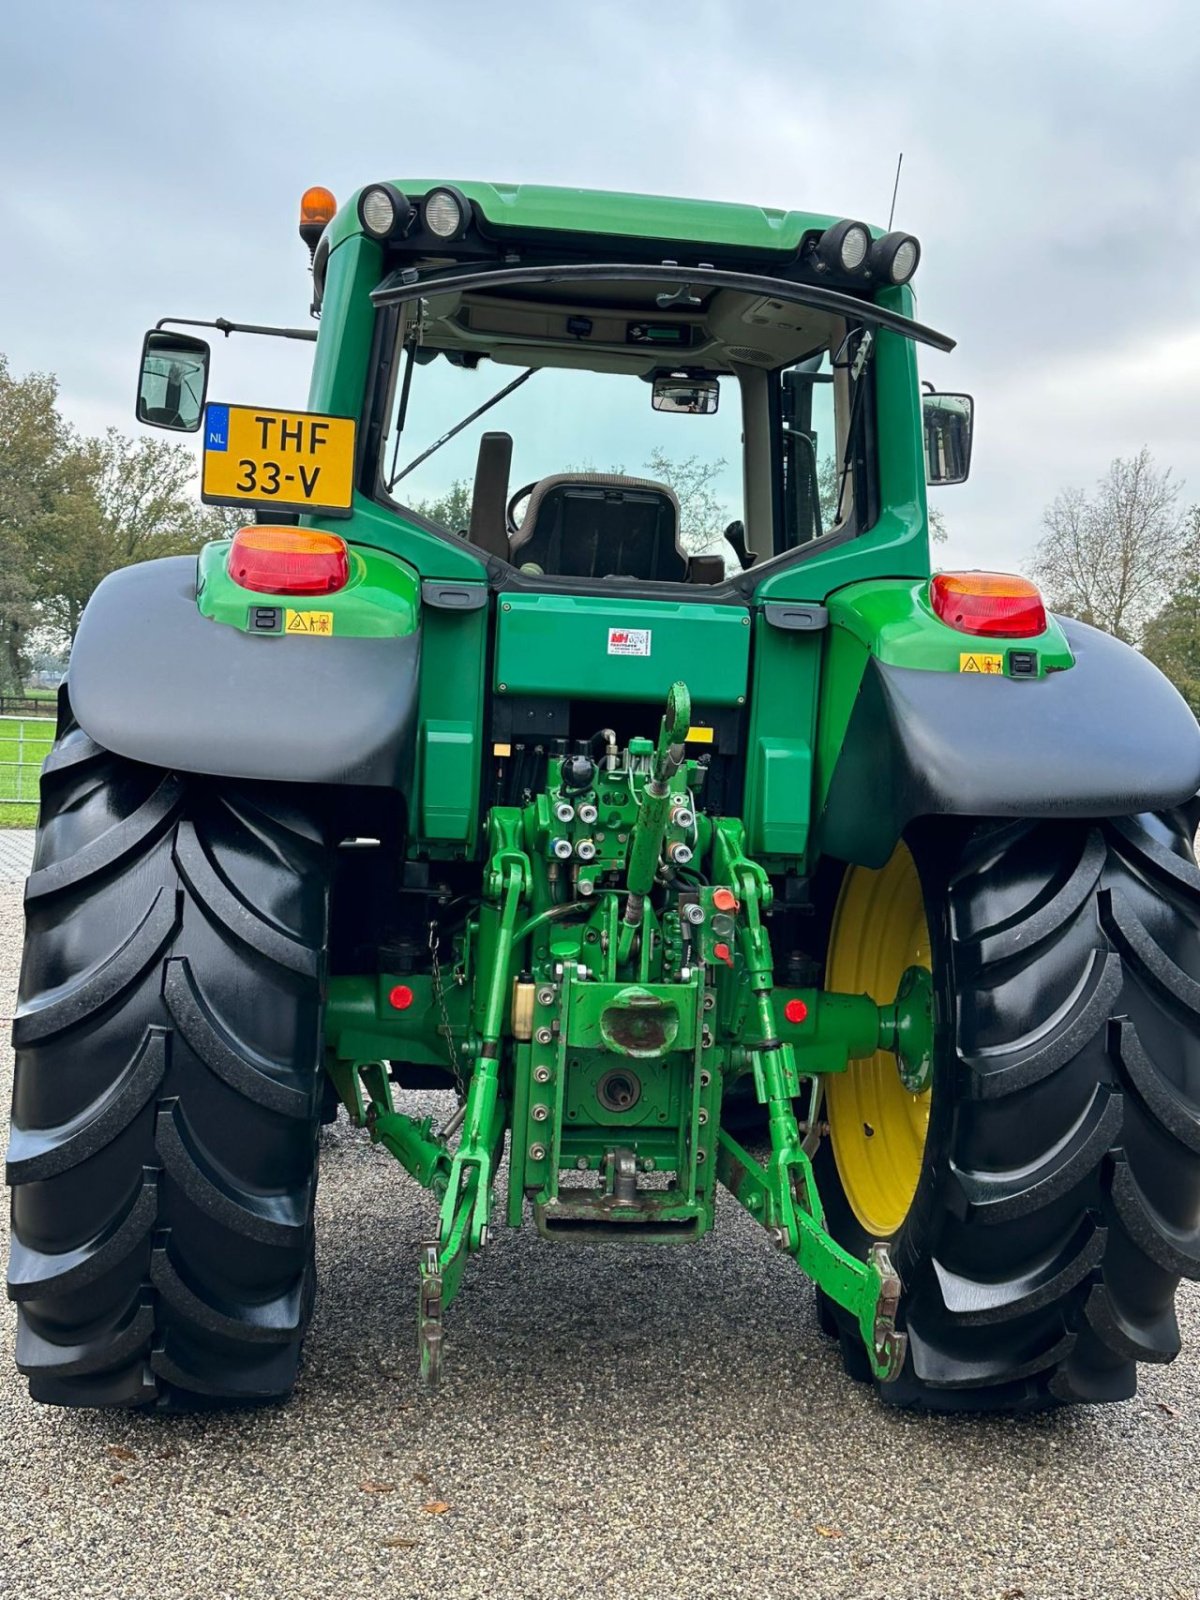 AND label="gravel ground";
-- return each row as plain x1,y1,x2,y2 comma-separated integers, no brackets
0,875,1198,1600
0,833,34,881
